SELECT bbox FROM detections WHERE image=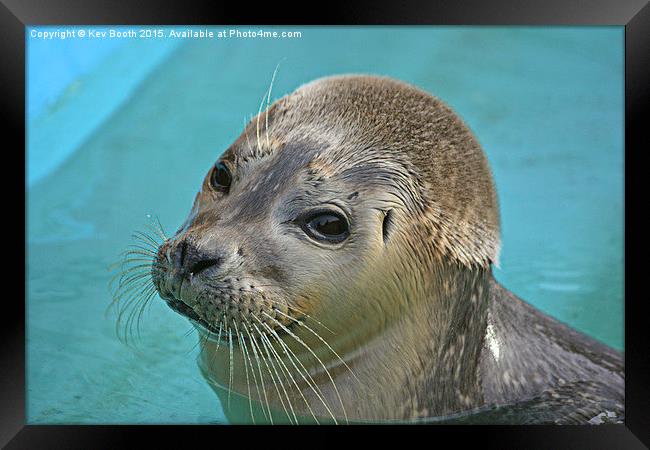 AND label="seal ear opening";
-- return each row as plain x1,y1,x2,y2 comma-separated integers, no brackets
382,210,393,244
